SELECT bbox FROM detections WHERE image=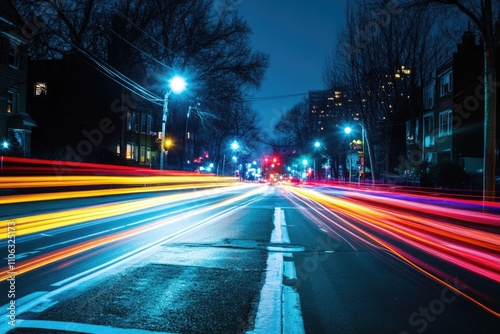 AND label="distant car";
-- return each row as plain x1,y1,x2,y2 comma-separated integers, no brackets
290,177,301,185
